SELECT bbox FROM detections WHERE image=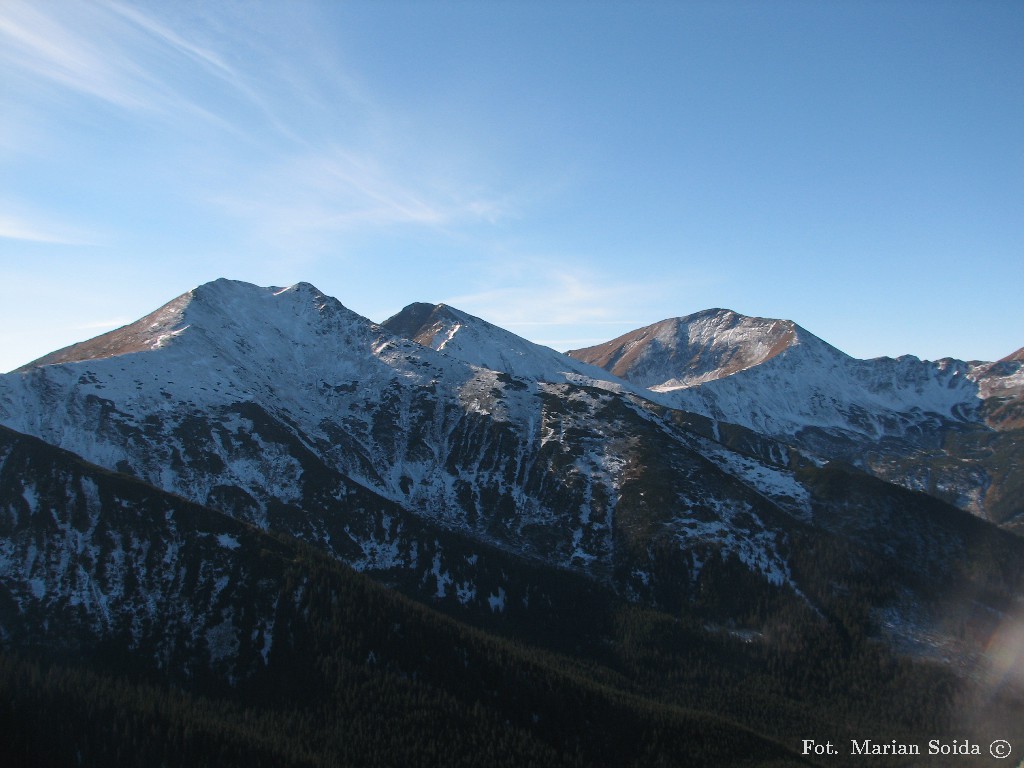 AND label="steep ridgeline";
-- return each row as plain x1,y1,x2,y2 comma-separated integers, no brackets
2,280,1023,680
566,309,800,388
0,423,287,680
568,309,1024,531
974,346,1024,430
381,301,630,388
4,280,1024,767
2,281,816,610
382,303,811,472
